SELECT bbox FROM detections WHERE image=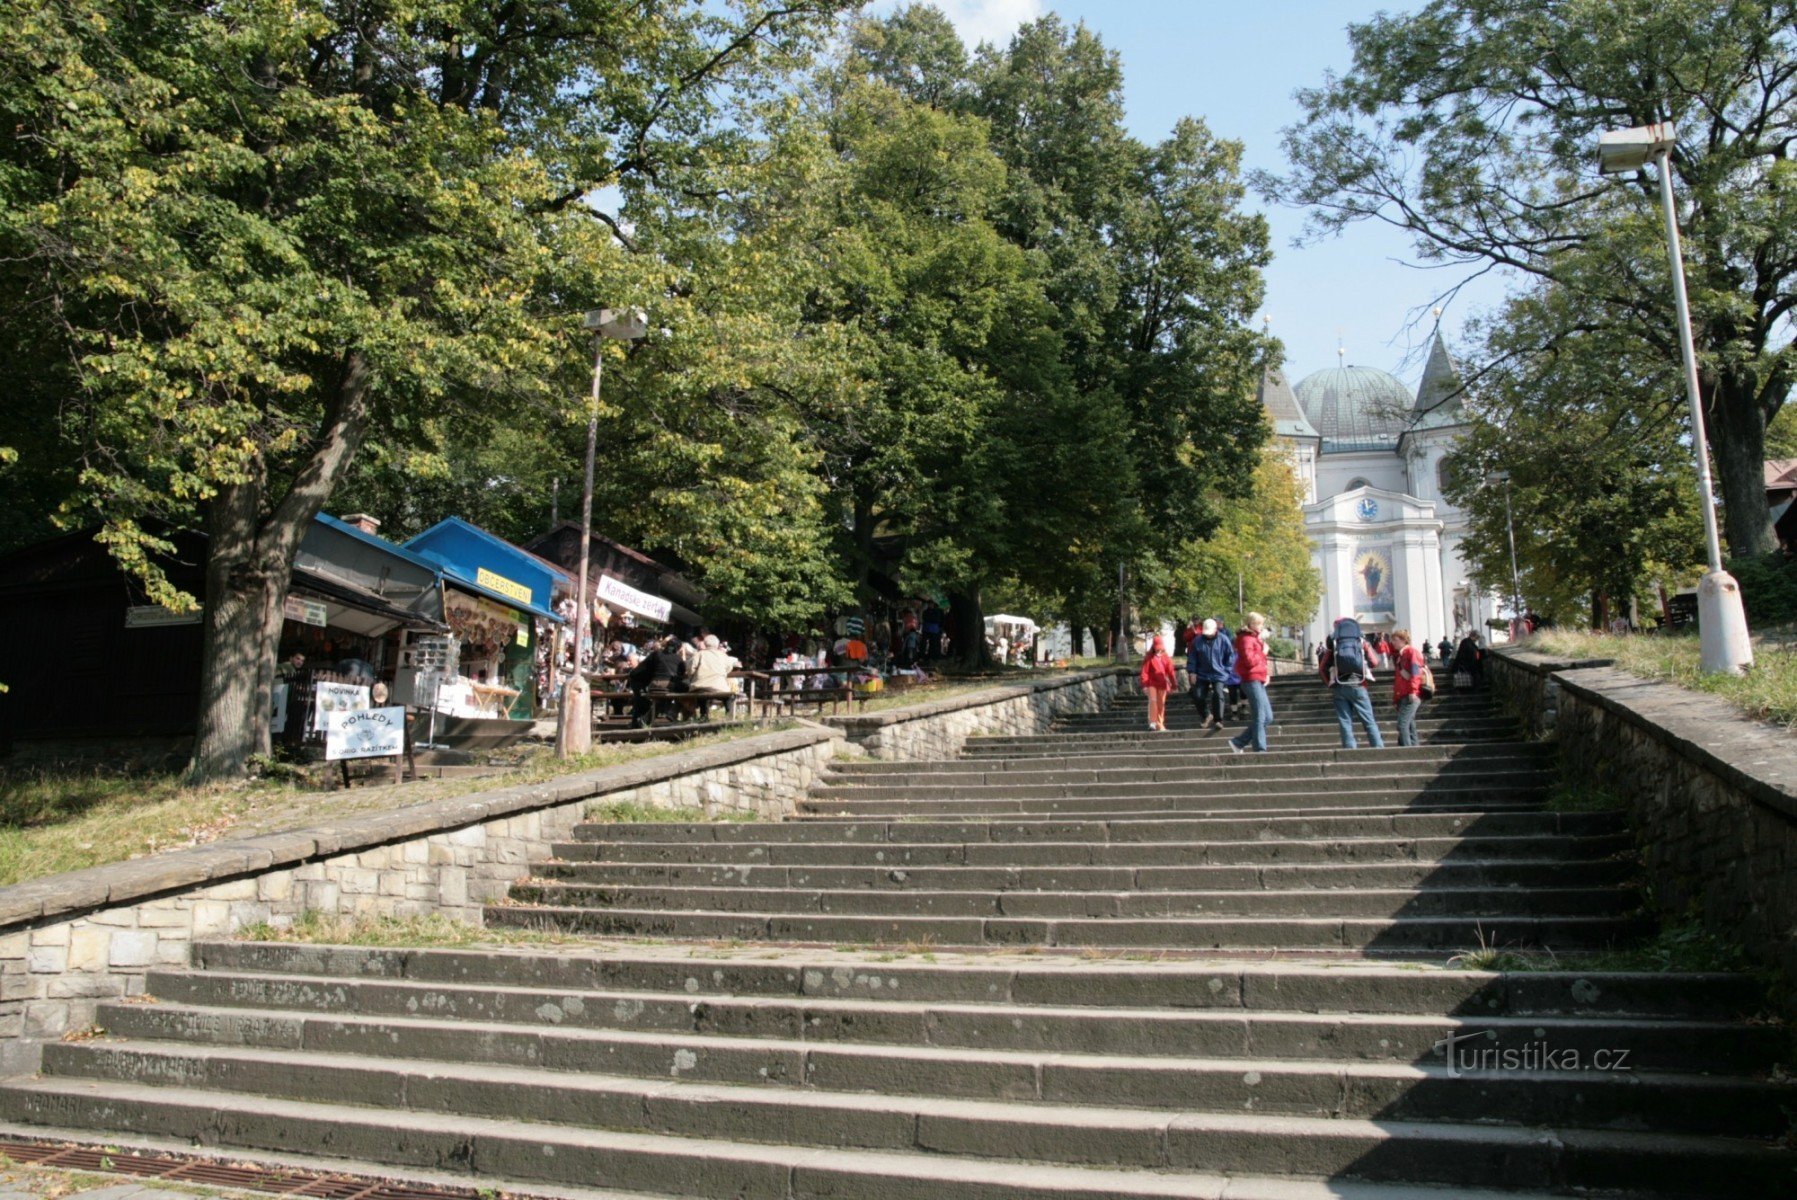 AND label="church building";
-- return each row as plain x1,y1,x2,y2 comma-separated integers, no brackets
1260,332,1498,652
